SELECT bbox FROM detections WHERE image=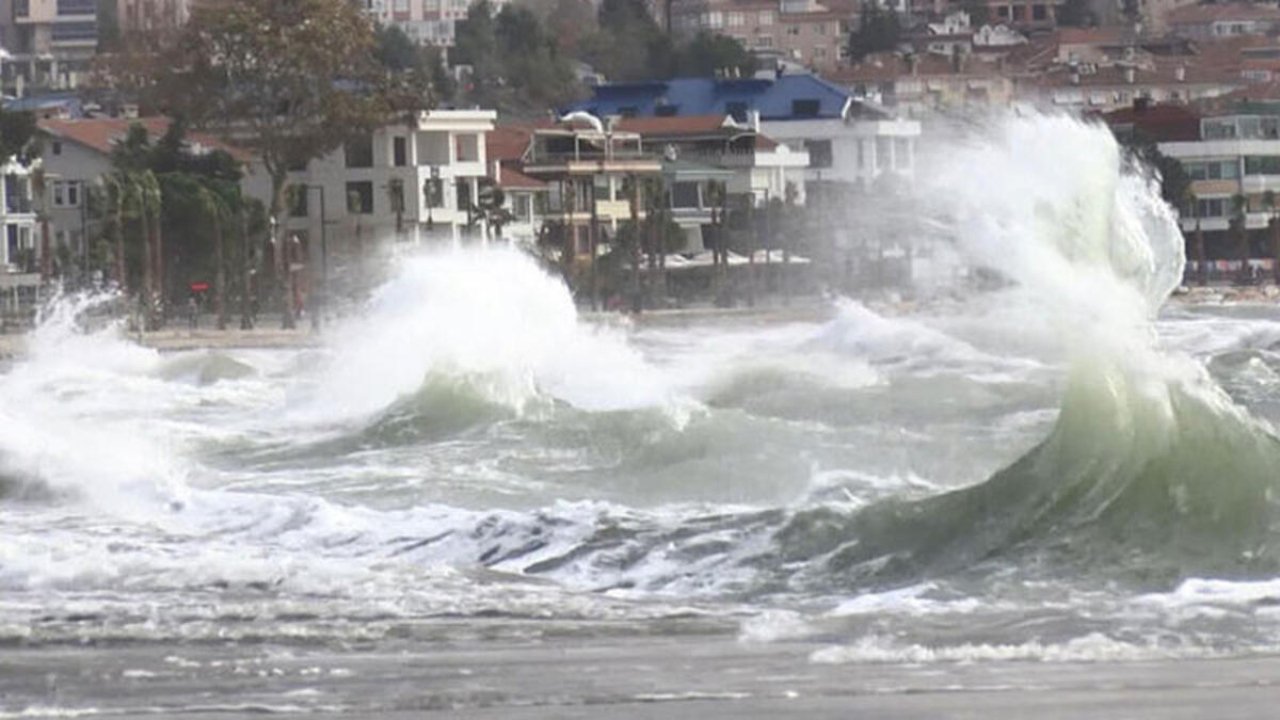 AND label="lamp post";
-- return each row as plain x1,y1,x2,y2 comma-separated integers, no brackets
305,184,327,330
423,166,440,239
